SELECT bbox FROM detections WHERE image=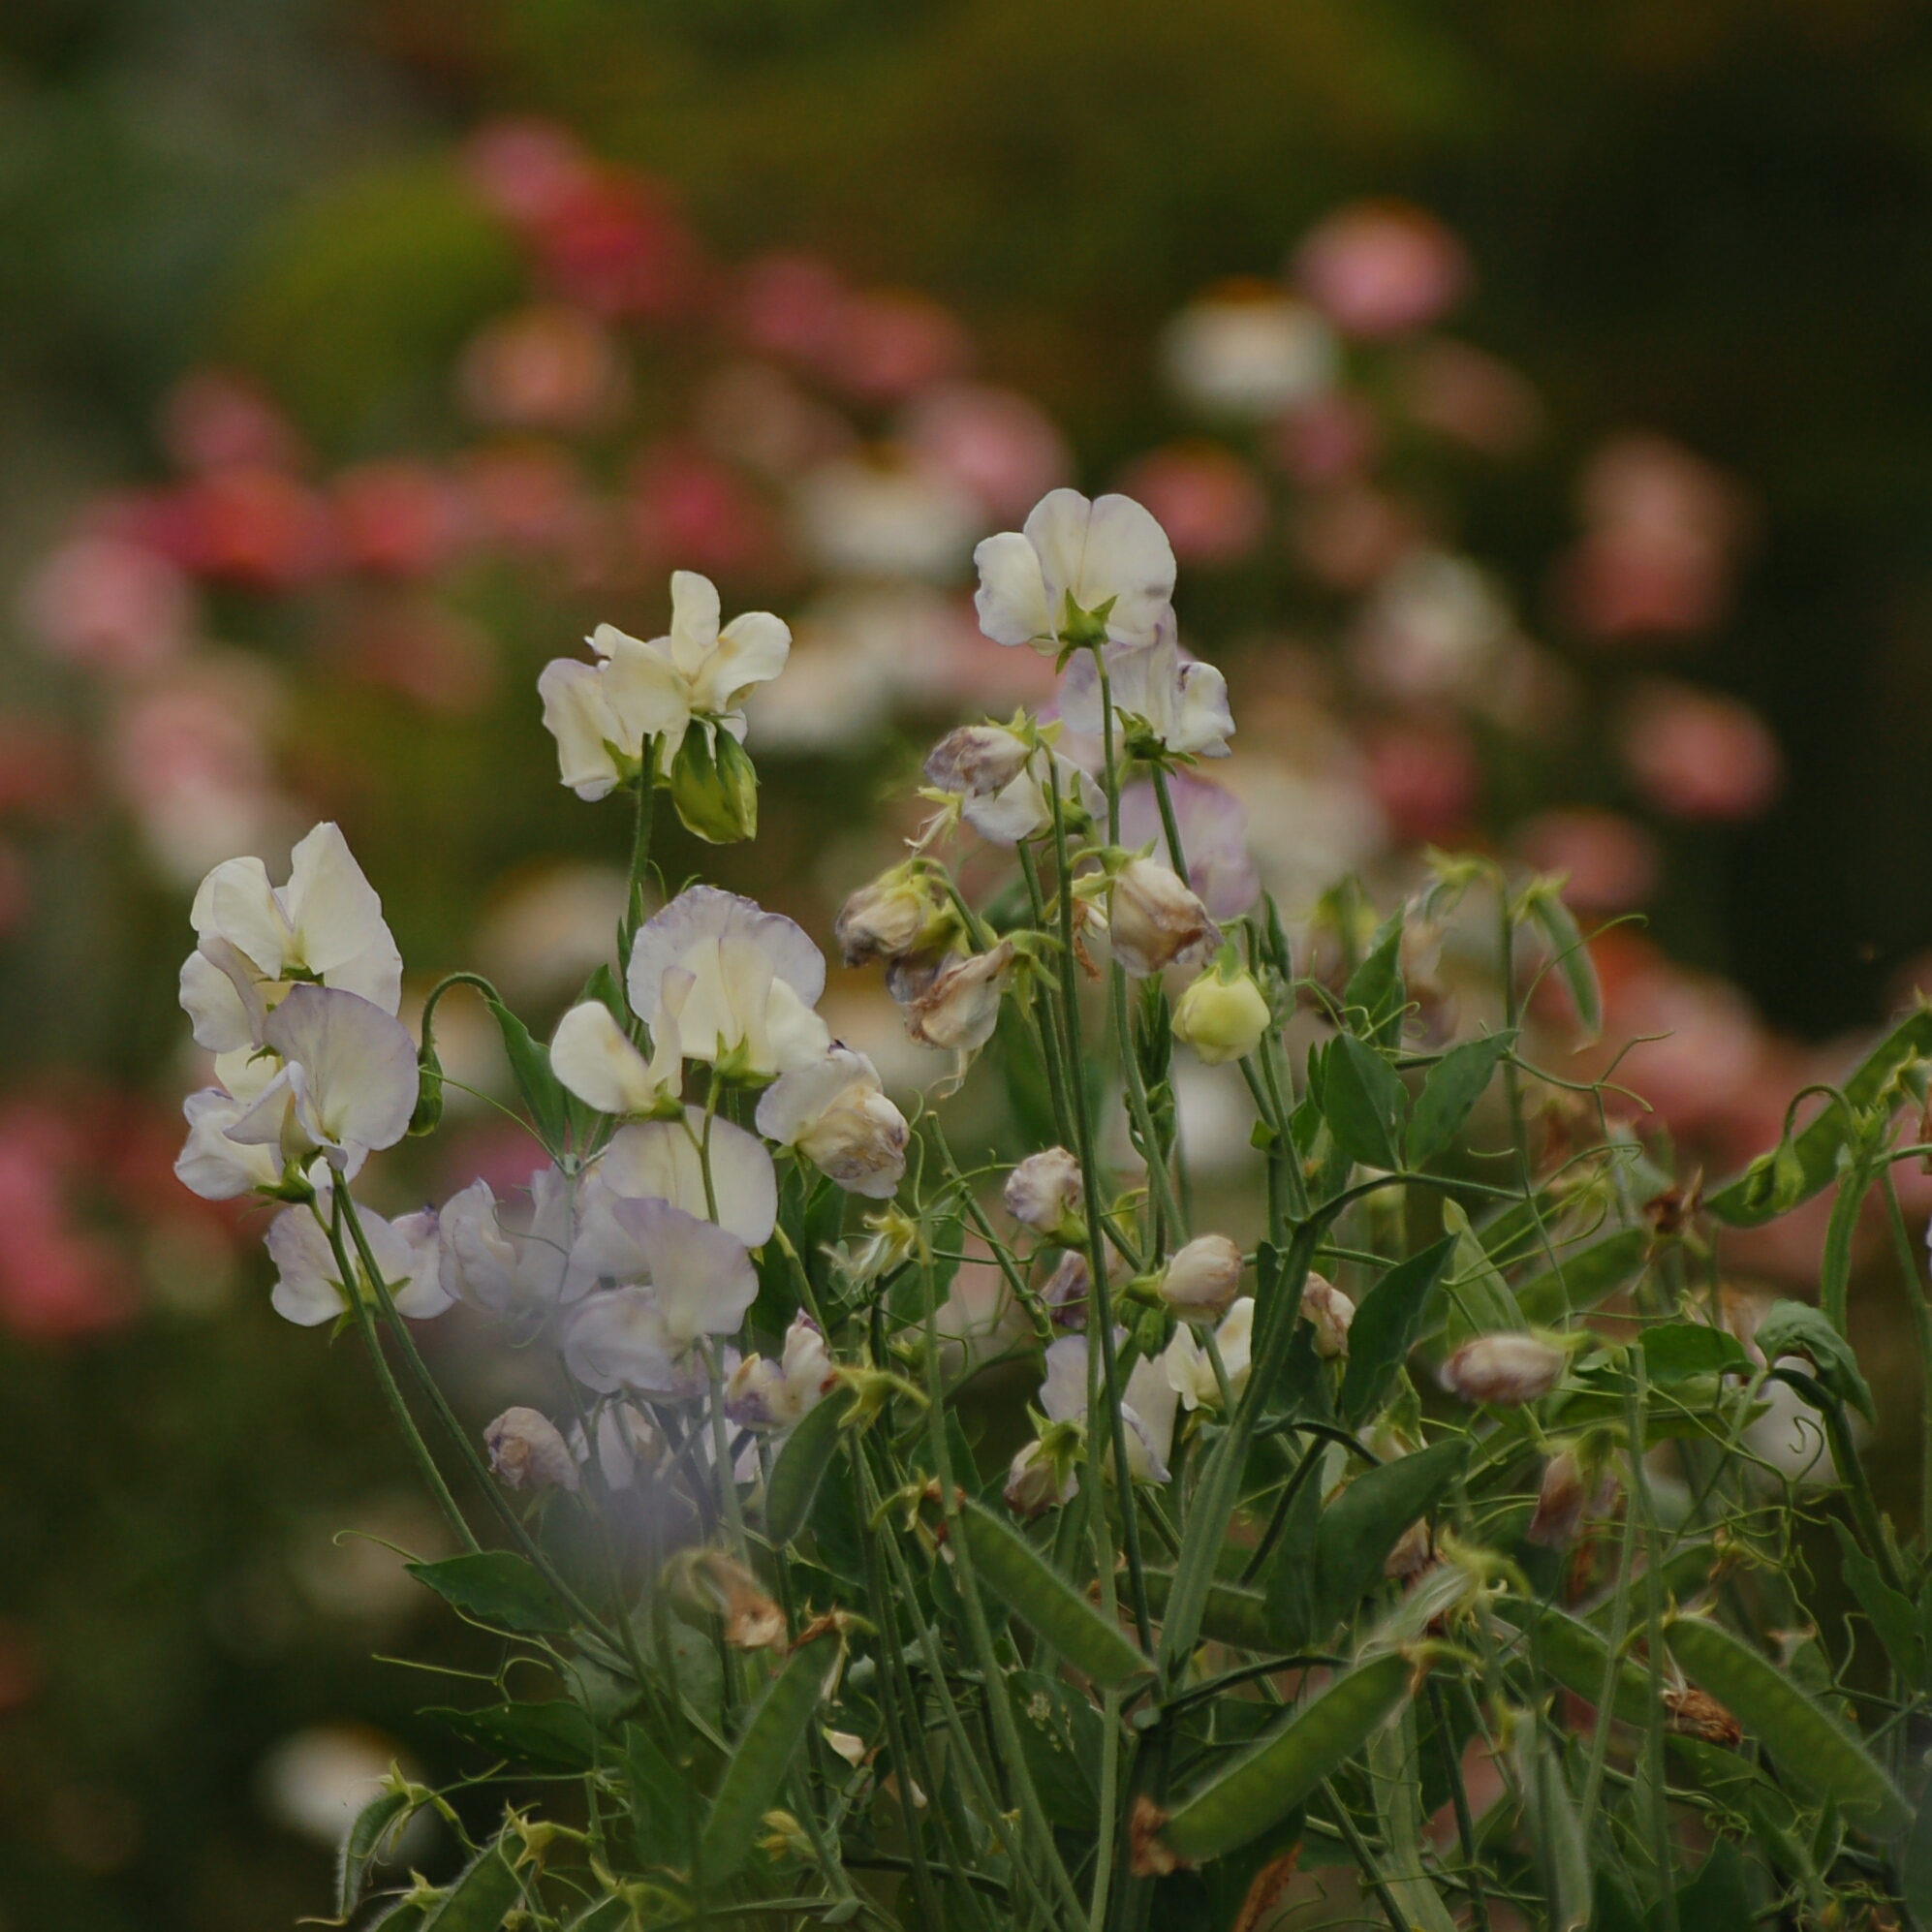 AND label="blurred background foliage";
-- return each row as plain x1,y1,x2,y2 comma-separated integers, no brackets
8,0,1932,1925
